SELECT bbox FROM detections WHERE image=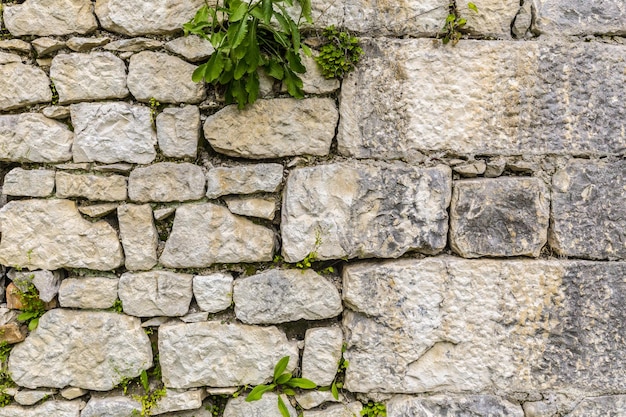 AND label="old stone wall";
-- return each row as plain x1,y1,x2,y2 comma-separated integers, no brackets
0,0,625,416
